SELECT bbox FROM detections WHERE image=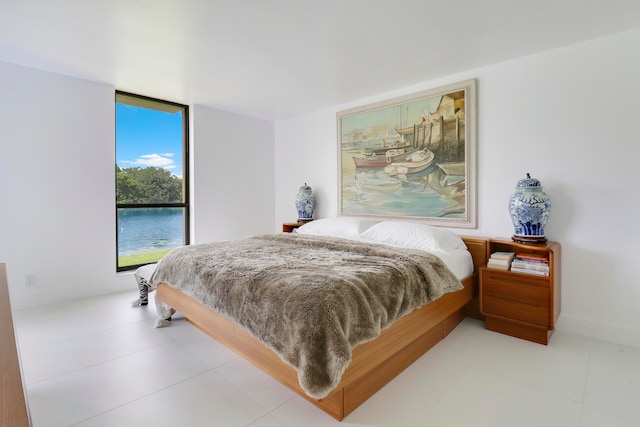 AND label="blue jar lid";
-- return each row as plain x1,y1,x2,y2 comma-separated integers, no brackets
516,173,542,188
